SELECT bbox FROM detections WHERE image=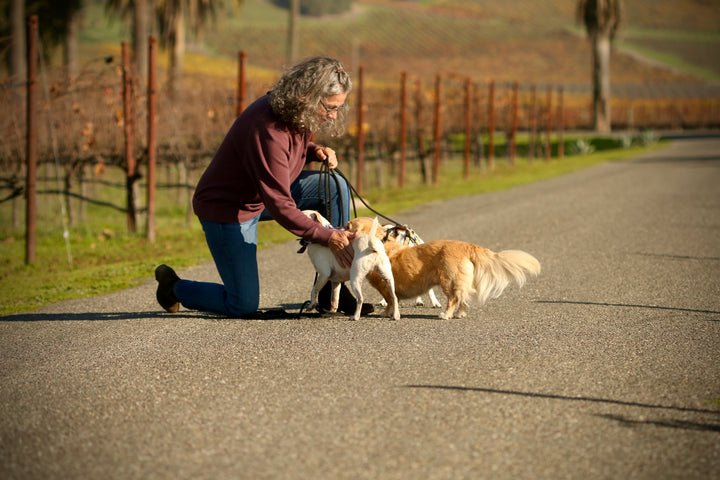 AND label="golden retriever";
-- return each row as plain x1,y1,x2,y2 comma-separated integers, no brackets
347,217,540,319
